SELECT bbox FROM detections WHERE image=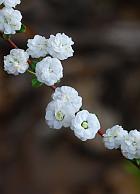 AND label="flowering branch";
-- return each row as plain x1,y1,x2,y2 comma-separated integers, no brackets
0,0,140,171
0,32,56,91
